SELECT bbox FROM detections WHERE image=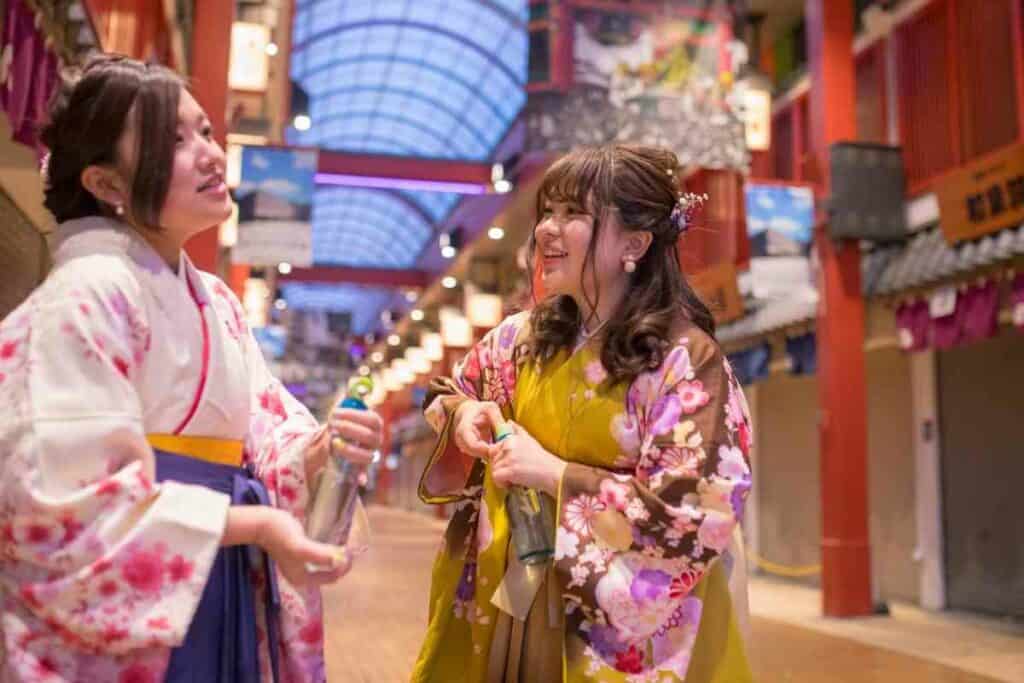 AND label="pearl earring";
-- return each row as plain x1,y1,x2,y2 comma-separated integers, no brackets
623,258,636,273
114,204,125,216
